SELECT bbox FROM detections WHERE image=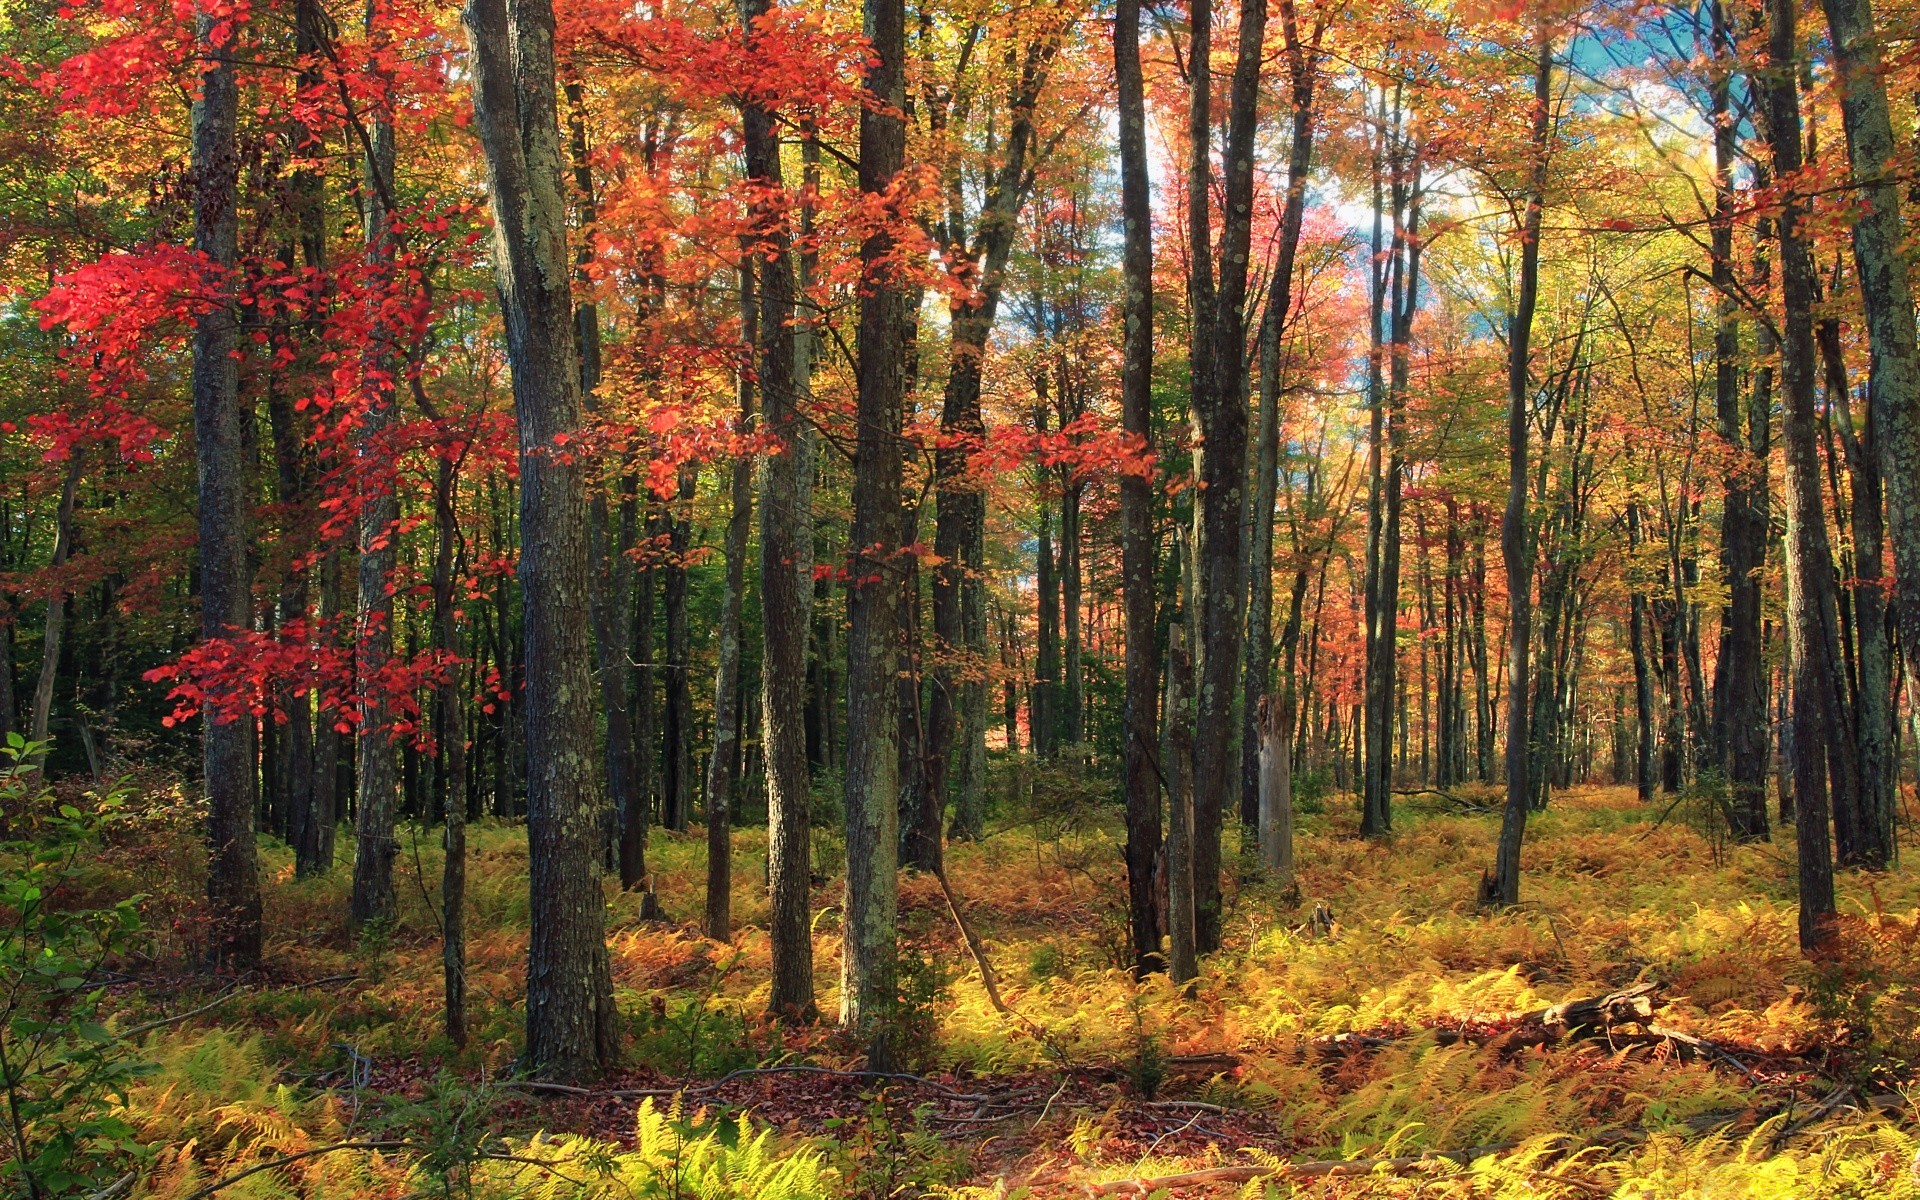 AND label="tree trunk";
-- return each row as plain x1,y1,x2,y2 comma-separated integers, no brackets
624,547,656,887
1186,0,1267,956
1818,0,1920,802
350,50,401,929
1763,0,1842,952
192,0,261,969
1627,505,1656,802
464,0,617,1078
1117,0,1162,977
429,446,468,1048
738,20,816,1012
28,457,80,755
1490,35,1552,909
1162,627,1197,984
1820,312,1895,866
1241,5,1317,848
843,0,906,1065
663,467,695,832
704,266,754,944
